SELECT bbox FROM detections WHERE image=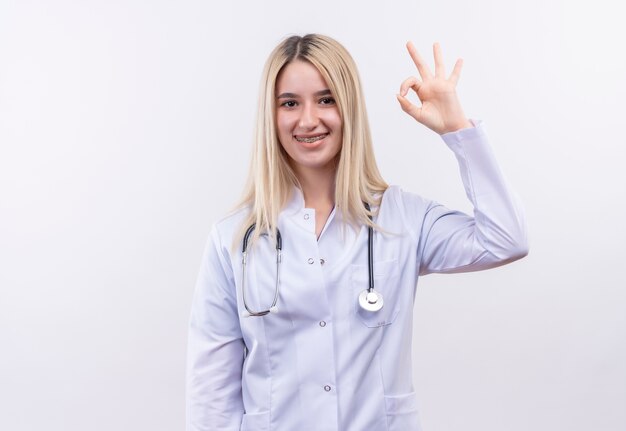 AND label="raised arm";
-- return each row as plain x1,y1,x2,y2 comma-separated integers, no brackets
416,121,529,274
395,41,528,273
